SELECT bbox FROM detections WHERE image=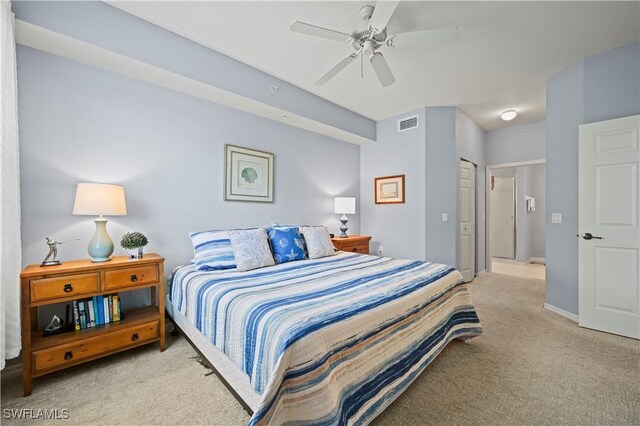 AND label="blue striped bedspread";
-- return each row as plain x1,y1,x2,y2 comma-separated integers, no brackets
171,252,482,425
